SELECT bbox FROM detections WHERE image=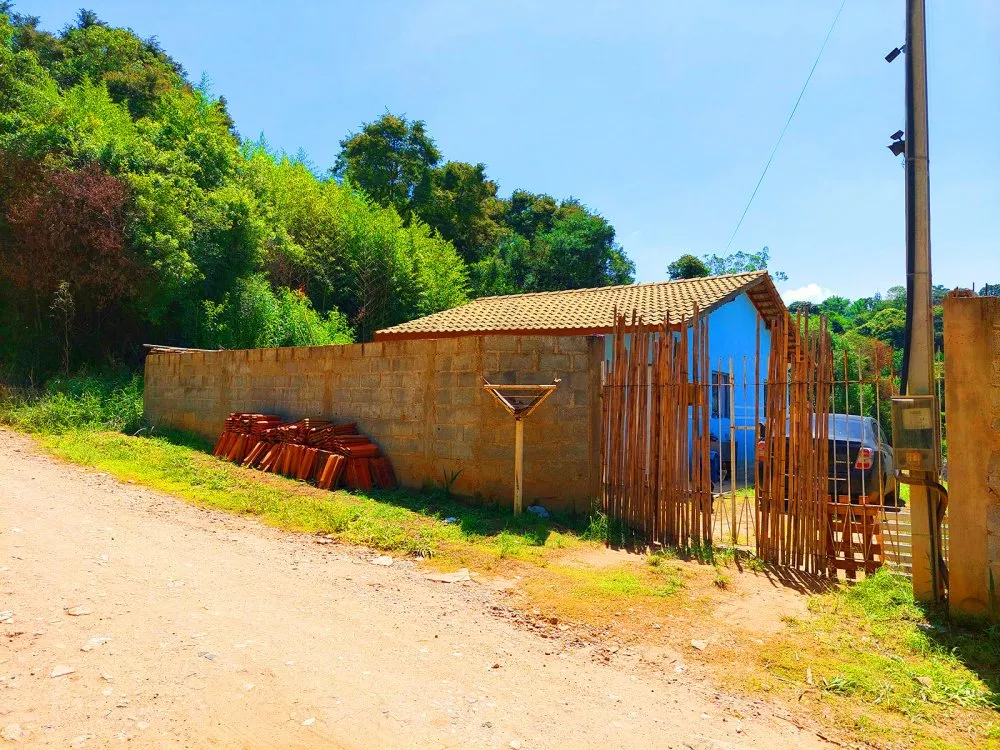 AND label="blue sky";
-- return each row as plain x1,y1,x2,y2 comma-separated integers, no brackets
26,0,1000,301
